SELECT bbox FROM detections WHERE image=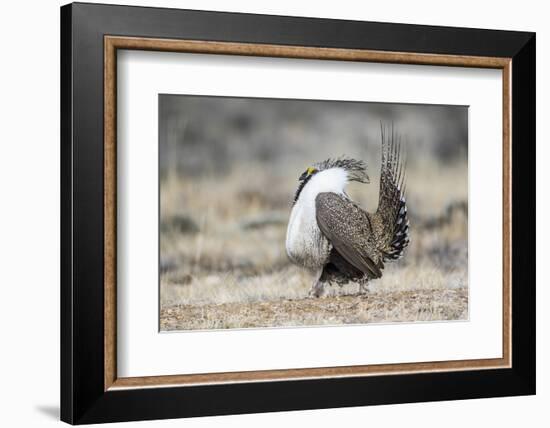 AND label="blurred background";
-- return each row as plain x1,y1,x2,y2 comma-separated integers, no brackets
159,94,468,330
